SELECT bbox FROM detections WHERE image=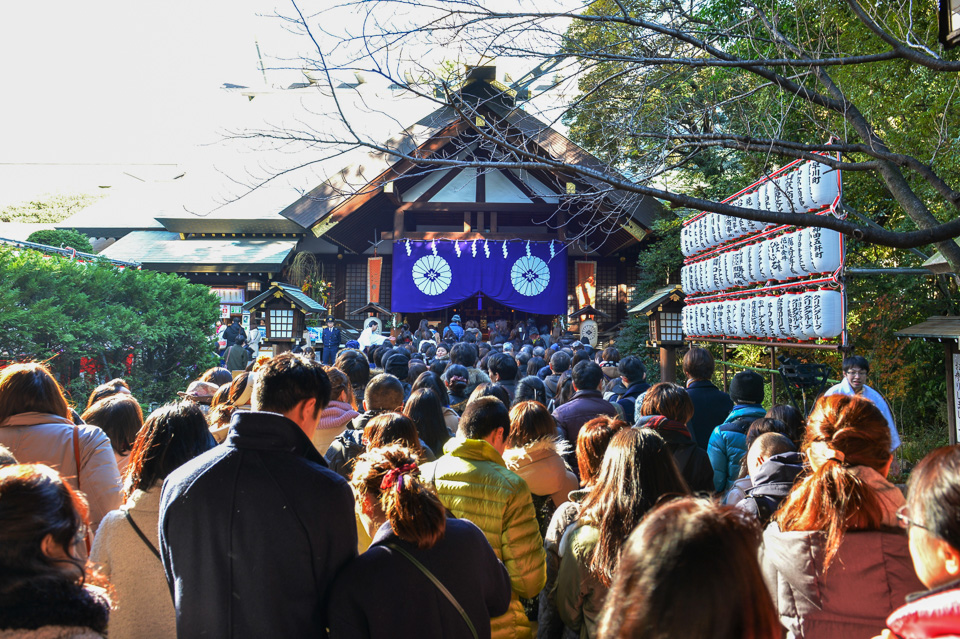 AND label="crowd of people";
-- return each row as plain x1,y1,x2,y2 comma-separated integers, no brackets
0,314,956,639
